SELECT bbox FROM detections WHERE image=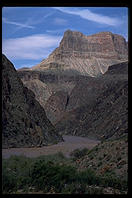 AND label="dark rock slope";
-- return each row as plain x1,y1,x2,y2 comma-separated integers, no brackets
17,69,80,123
75,136,128,181
2,54,63,148
55,61,128,140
